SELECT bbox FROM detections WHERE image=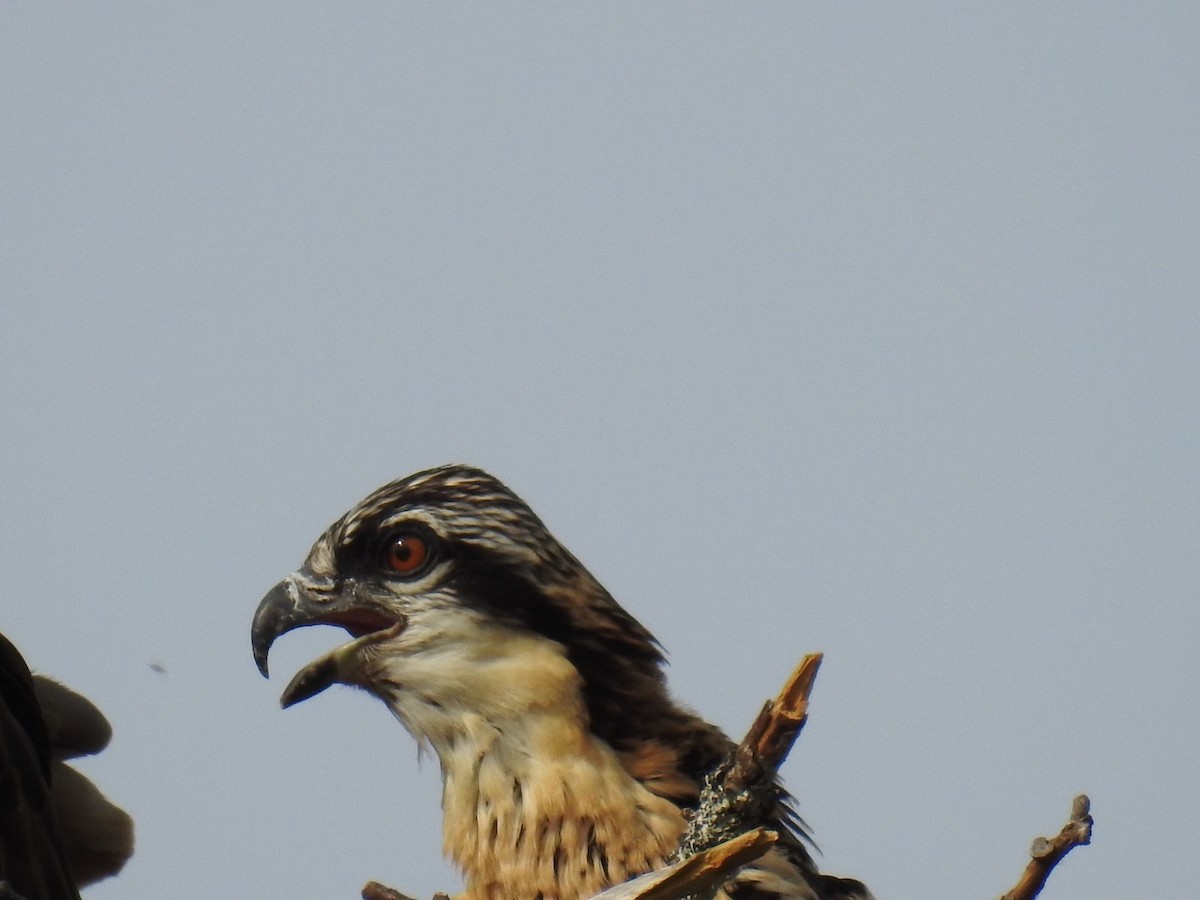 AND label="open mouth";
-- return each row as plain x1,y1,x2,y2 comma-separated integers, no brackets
252,572,410,709
314,607,398,639
279,617,406,708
